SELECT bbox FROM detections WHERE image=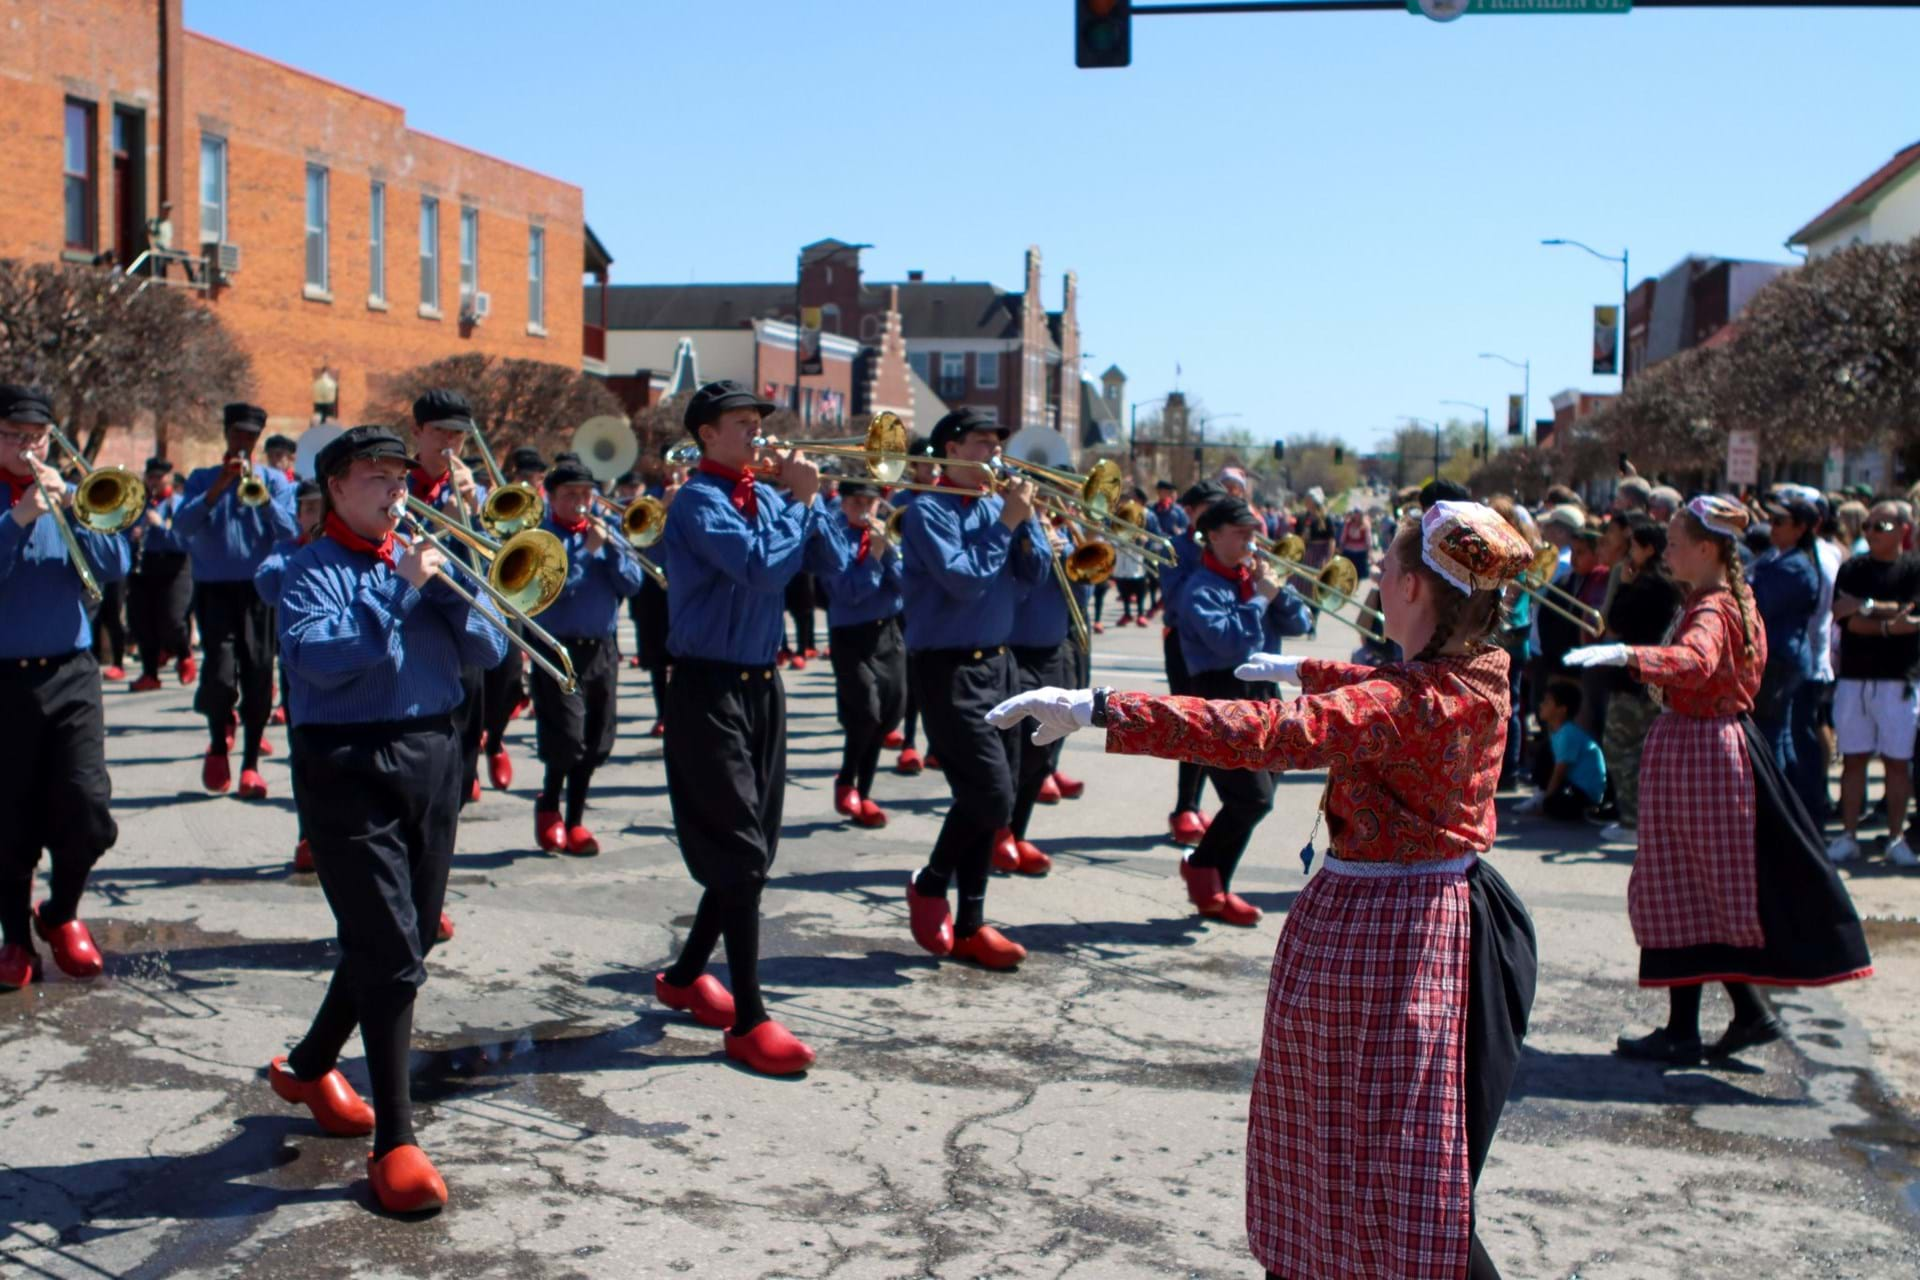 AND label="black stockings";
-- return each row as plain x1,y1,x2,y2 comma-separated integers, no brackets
663,886,767,1034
